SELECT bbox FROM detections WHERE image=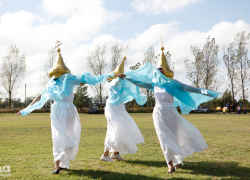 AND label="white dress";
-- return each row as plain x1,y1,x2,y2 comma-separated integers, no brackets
50,93,81,168
104,78,145,154
153,86,208,167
